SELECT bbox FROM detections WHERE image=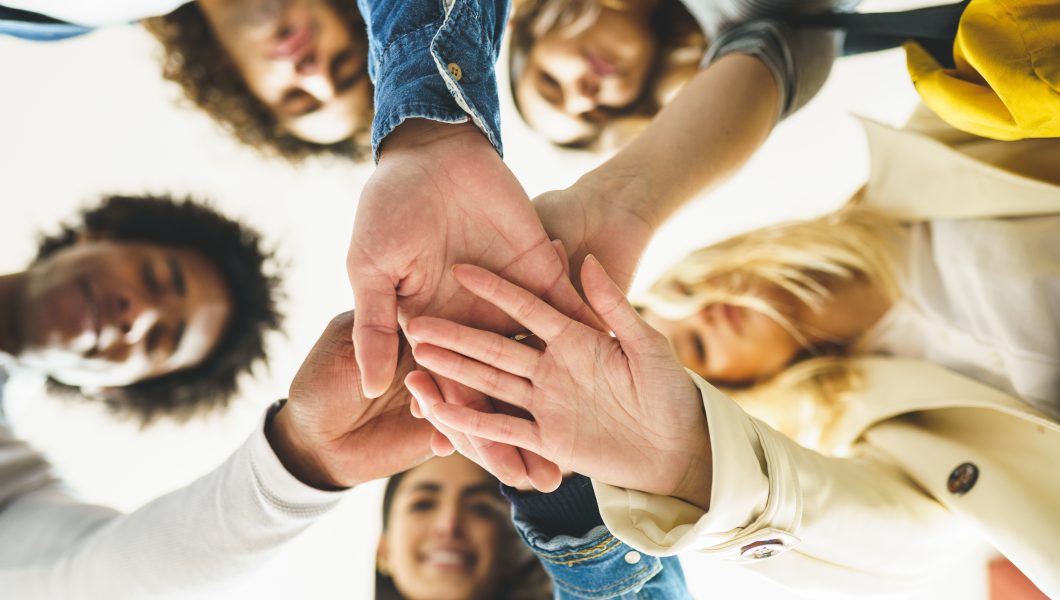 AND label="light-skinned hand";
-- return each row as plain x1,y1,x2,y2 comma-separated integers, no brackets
347,120,593,399
406,257,714,509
